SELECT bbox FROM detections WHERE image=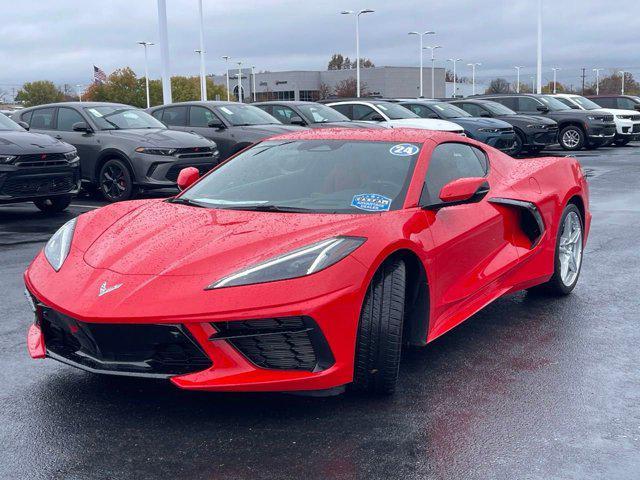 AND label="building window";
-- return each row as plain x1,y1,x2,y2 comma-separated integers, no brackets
299,90,320,102
274,91,295,100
